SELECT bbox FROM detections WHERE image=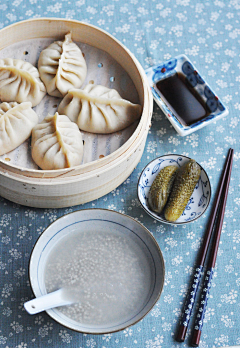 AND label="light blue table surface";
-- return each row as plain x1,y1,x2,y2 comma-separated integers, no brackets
0,1,240,347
